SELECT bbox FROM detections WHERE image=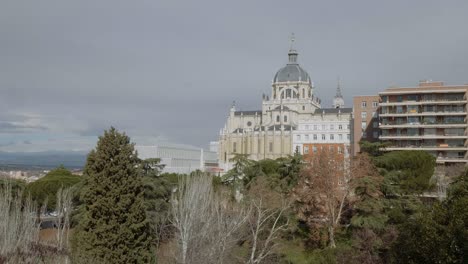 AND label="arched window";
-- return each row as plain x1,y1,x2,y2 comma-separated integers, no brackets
284,115,288,122
276,115,280,122
302,105,305,110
